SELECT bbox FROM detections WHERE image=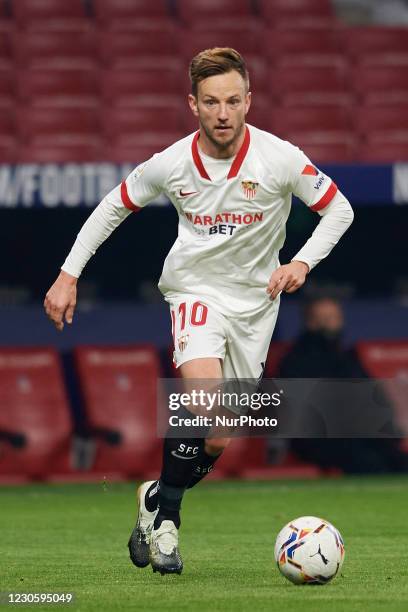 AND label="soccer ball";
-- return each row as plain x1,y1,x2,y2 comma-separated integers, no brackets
274,516,345,585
